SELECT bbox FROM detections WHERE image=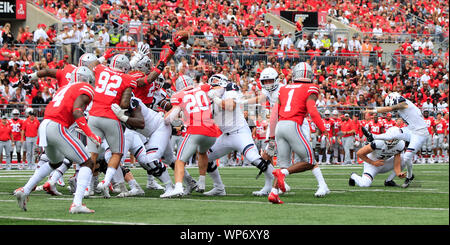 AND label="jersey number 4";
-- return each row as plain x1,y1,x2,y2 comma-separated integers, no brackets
95,71,123,96
183,91,209,114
